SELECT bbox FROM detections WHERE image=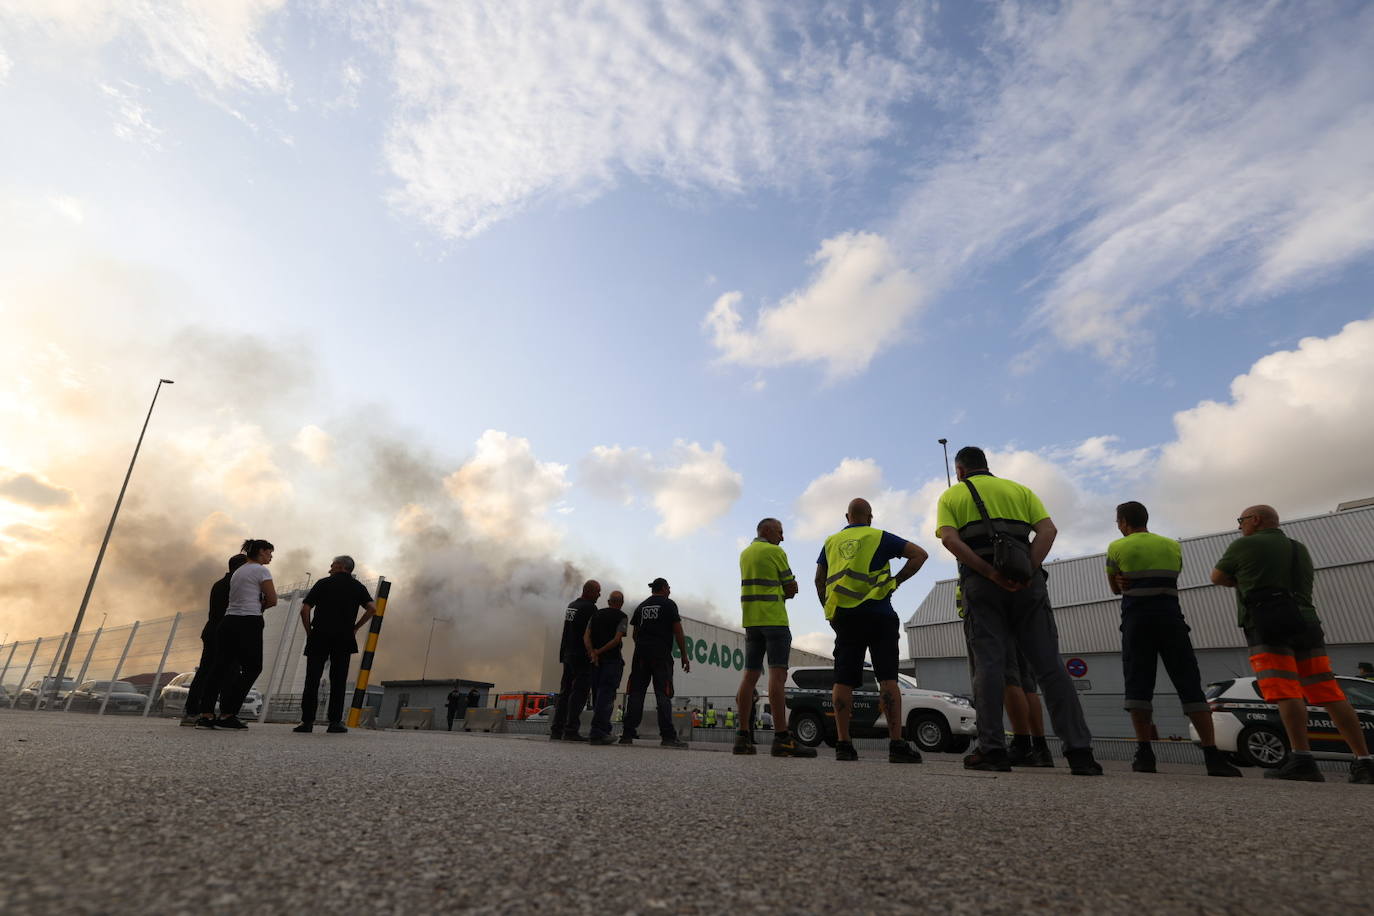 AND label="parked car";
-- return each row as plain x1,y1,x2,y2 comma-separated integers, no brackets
67,680,148,714
154,669,263,719
1190,675,1374,767
784,666,976,753
13,677,76,709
